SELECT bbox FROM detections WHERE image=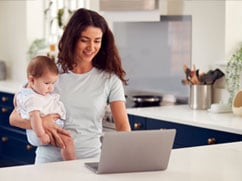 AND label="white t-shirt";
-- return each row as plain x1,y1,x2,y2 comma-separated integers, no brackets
35,68,125,163
15,88,66,146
